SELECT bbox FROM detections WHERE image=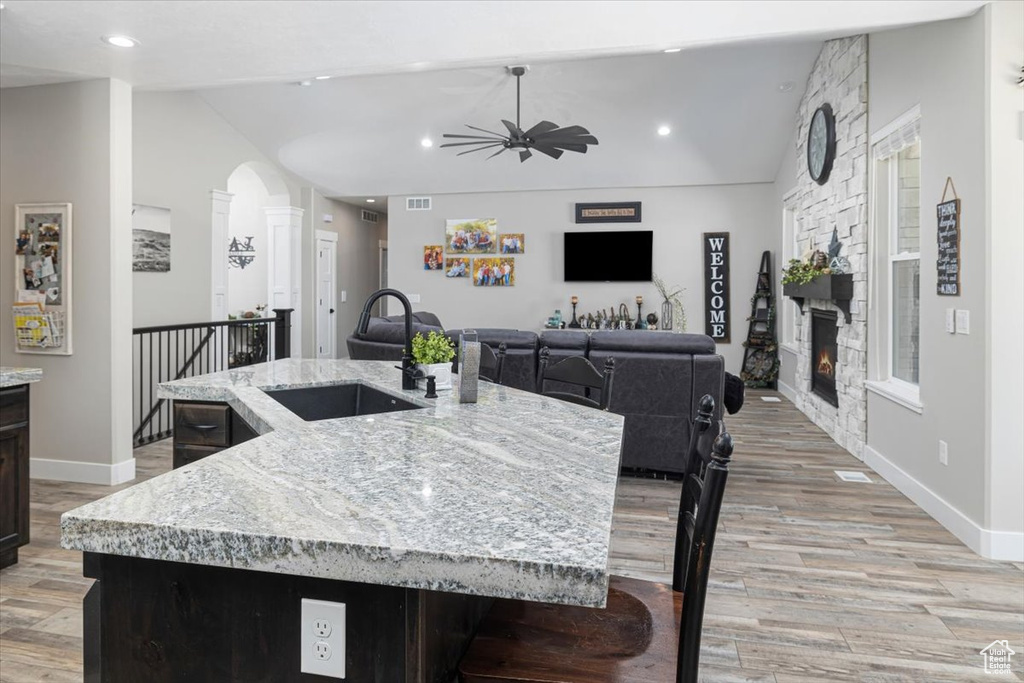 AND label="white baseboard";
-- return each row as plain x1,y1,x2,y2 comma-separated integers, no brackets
864,445,1024,562
777,379,798,403
30,457,136,486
